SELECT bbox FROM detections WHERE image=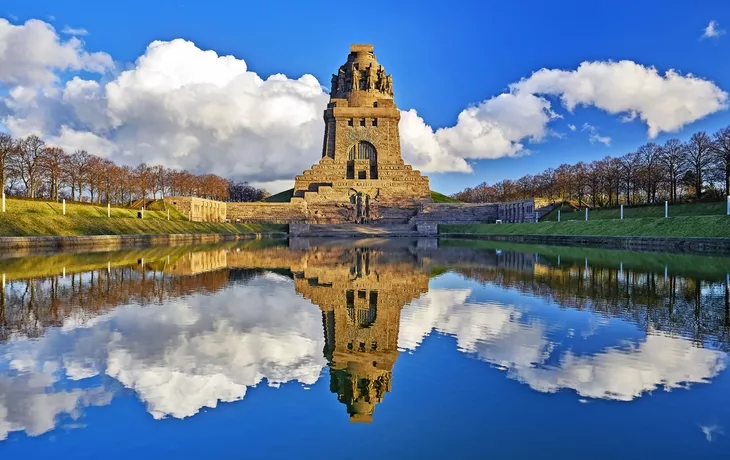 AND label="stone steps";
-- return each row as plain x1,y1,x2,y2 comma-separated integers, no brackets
301,223,420,237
